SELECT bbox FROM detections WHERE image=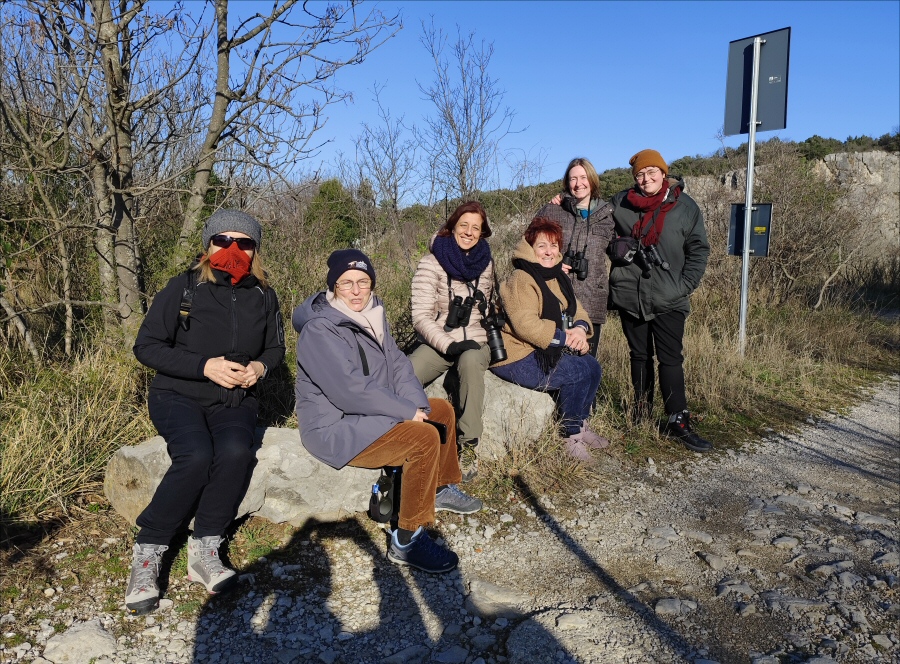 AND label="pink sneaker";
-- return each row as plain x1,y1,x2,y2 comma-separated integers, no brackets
562,432,594,462
580,422,610,449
